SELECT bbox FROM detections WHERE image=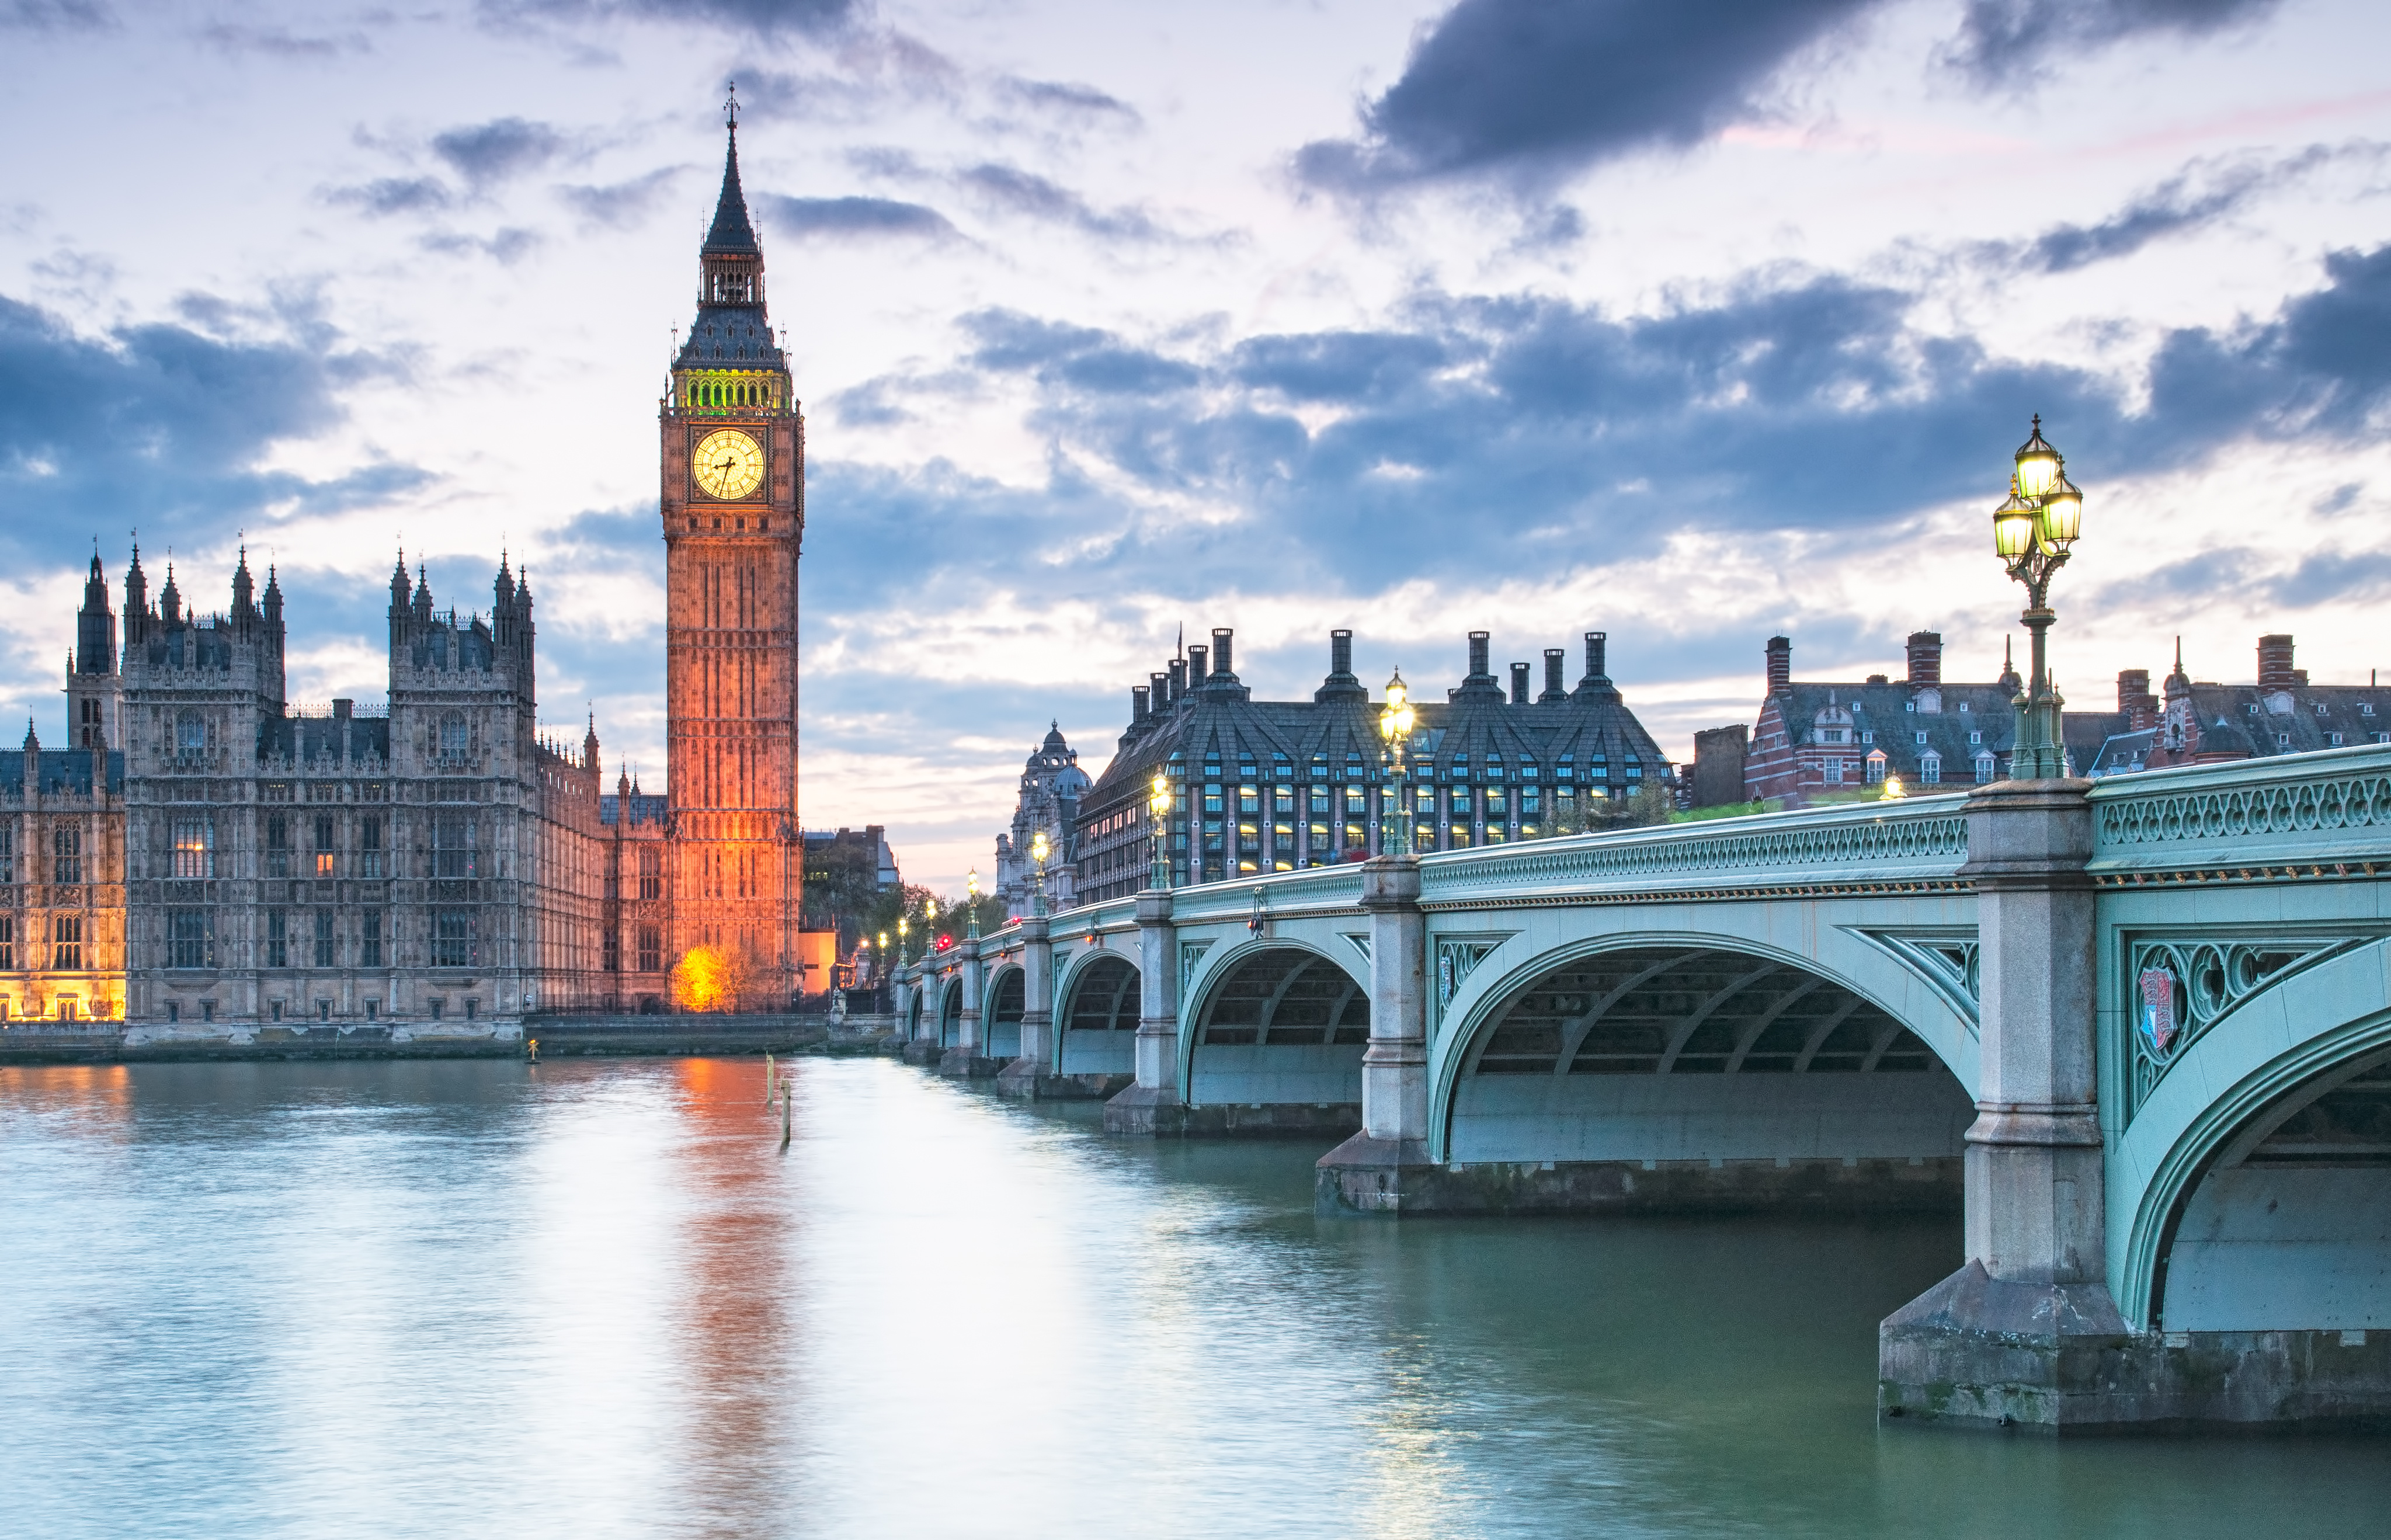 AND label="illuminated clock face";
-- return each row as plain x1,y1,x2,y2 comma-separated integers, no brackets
691,429,765,500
